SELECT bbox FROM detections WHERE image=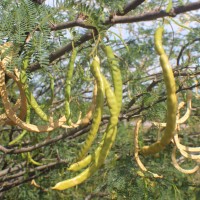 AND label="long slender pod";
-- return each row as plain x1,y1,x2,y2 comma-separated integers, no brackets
102,46,123,113
52,127,117,190
0,43,27,124
75,56,104,160
0,70,27,125
68,154,92,171
141,26,177,155
0,63,67,133
153,92,192,127
27,152,42,166
172,146,199,174
134,119,163,178
68,126,116,171
174,134,200,153
20,55,49,121
52,75,119,190
68,57,122,171
0,92,66,132
75,46,123,158
6,70,27,123
65,48,77,125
